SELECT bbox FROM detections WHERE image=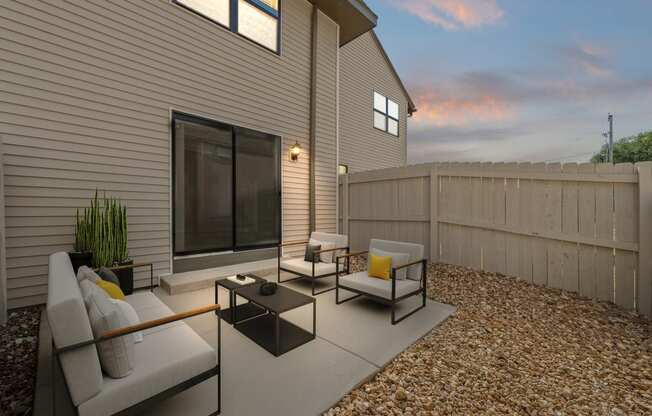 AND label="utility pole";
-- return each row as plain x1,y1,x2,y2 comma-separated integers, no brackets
608,113,614,164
